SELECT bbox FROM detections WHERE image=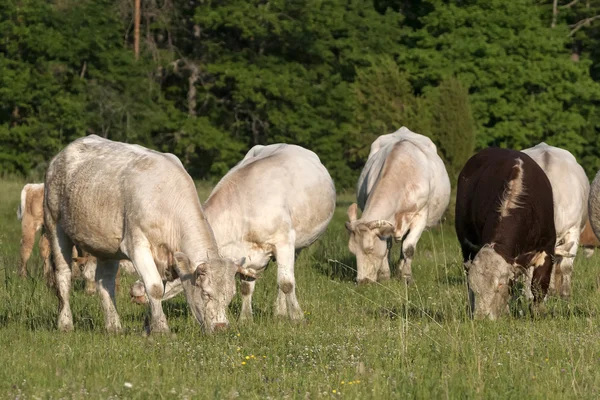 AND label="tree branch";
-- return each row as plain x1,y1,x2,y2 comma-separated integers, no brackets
569,14,600,36
561,0,581,8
